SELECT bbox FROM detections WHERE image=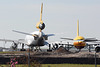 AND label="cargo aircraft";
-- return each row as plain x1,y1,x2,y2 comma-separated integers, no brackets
61,20,99,51
0,3,54,51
